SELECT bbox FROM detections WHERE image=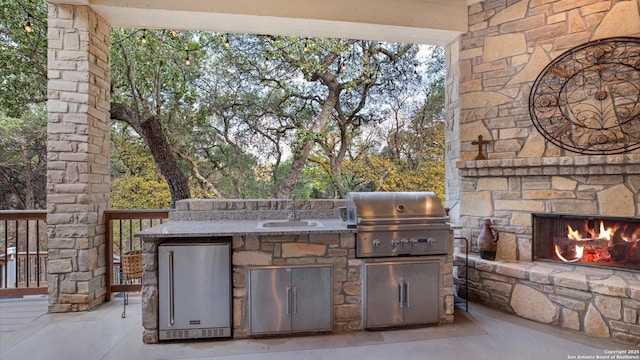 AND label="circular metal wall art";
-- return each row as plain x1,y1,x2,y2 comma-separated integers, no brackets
529,37,640,155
